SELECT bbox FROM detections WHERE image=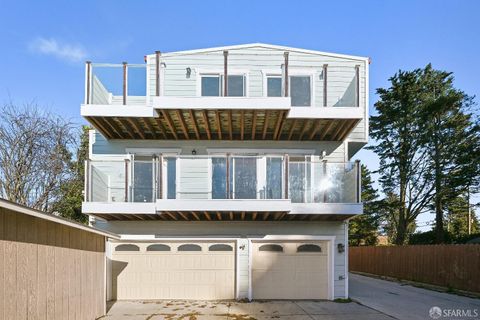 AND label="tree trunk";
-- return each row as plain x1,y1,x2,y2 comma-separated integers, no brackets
433,116,444,243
